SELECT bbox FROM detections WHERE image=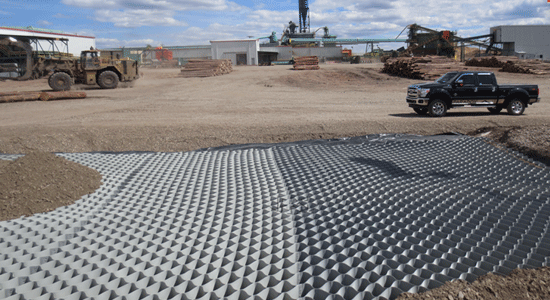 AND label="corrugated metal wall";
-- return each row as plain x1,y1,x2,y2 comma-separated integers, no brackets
260,46,343,61
491,25,550,60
